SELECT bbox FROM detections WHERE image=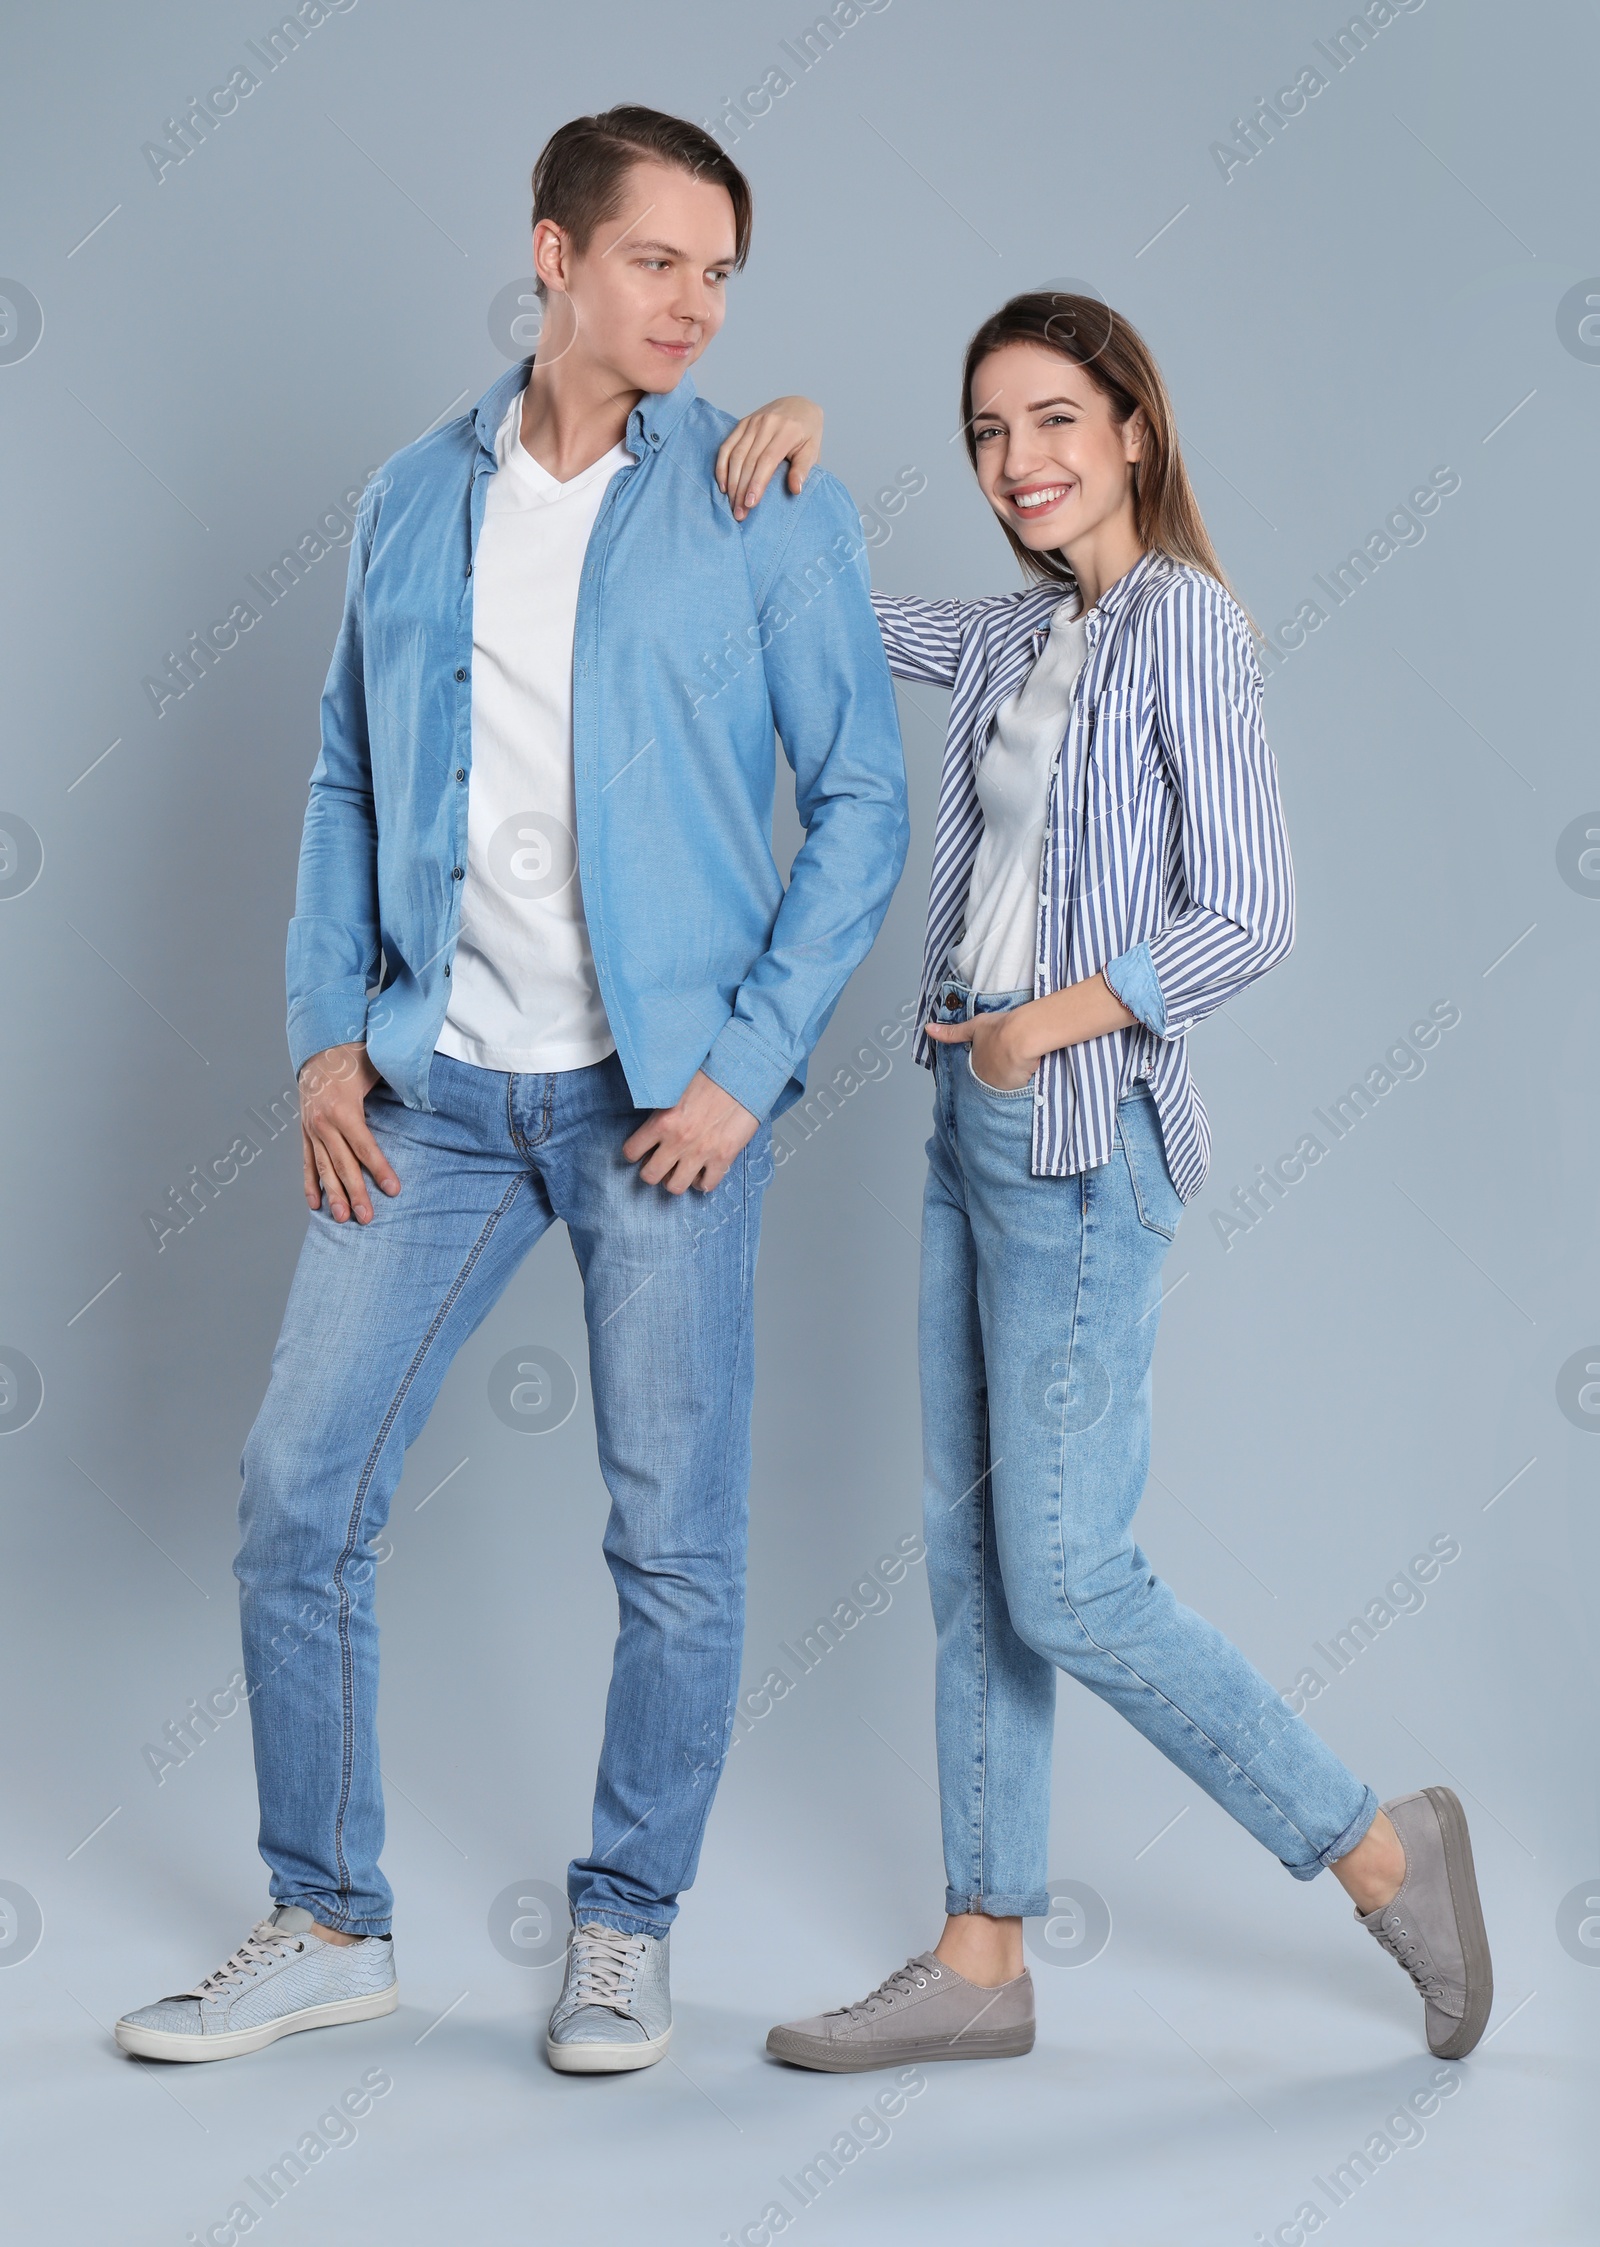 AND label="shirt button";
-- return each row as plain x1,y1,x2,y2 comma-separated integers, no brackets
454,667,466,681
451,866,463,880
455,768,466,781
444,965,451,977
